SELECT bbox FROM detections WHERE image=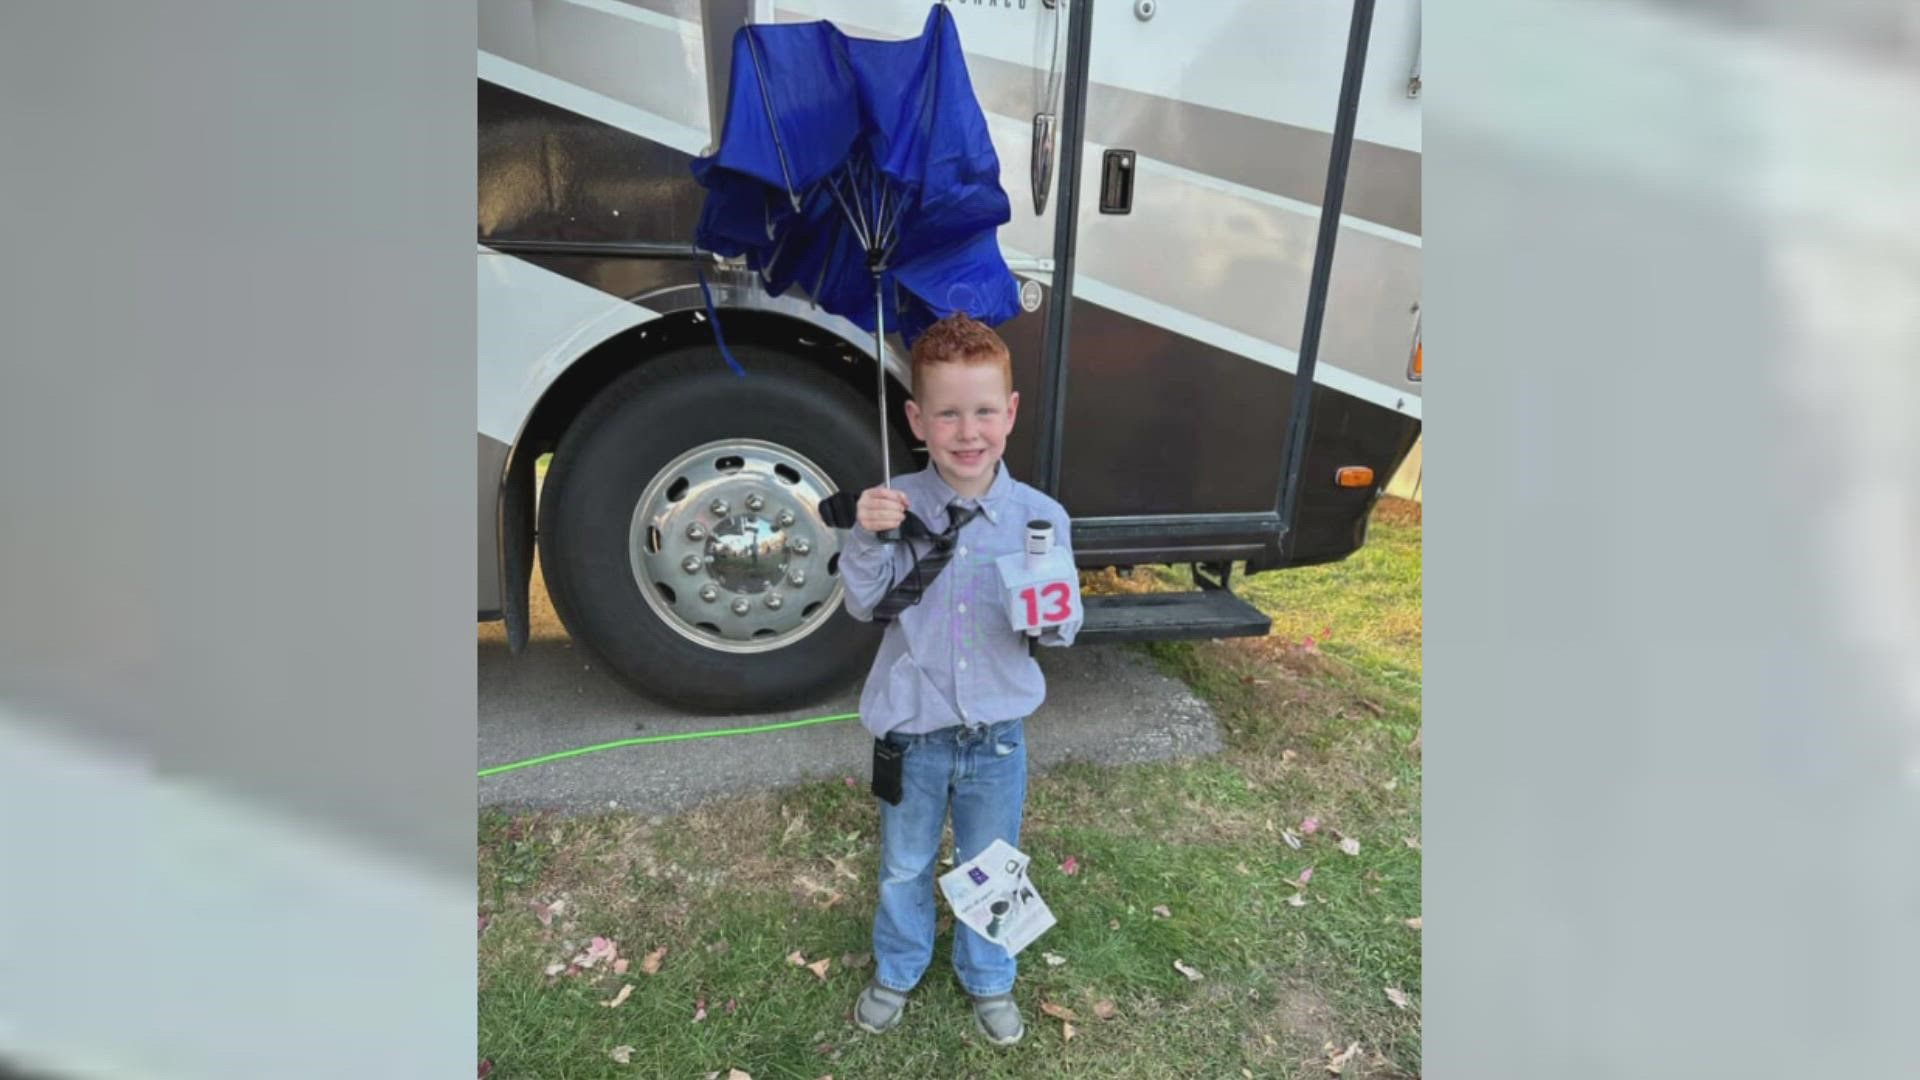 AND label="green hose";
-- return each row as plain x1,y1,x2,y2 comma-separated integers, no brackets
478,711,861,778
